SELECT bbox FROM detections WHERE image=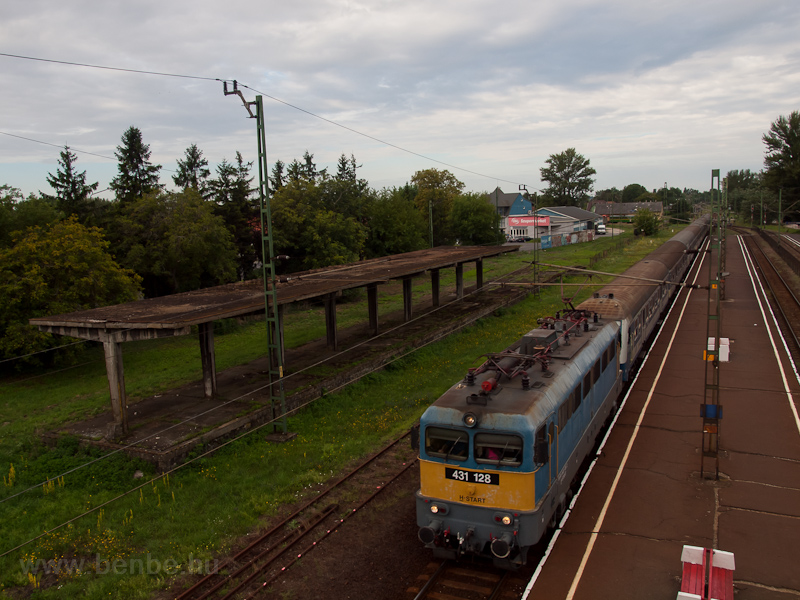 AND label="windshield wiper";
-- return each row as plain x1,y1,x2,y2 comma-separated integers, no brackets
445,436,463,462
495,441,511,466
